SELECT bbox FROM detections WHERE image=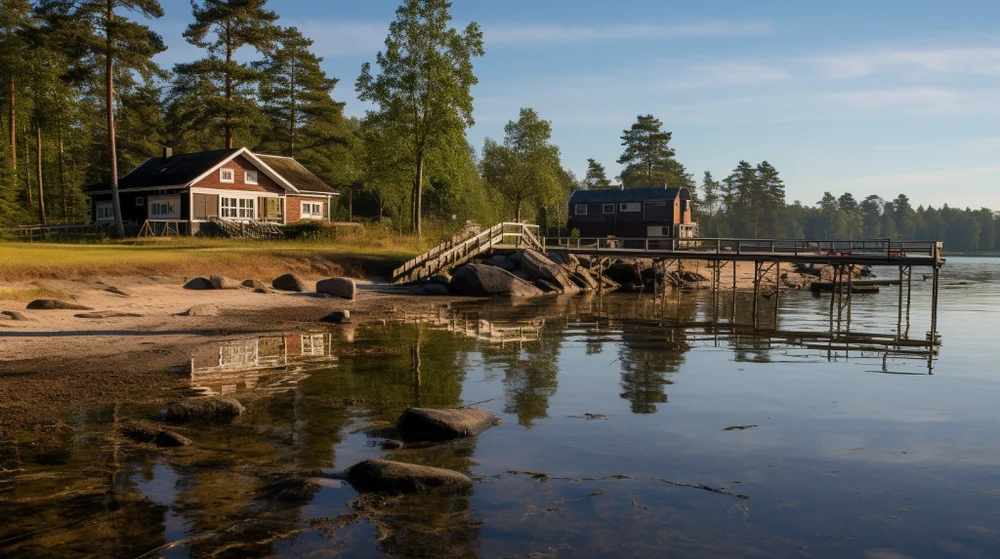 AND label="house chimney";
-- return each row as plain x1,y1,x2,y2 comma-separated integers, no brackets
162,147,173,159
